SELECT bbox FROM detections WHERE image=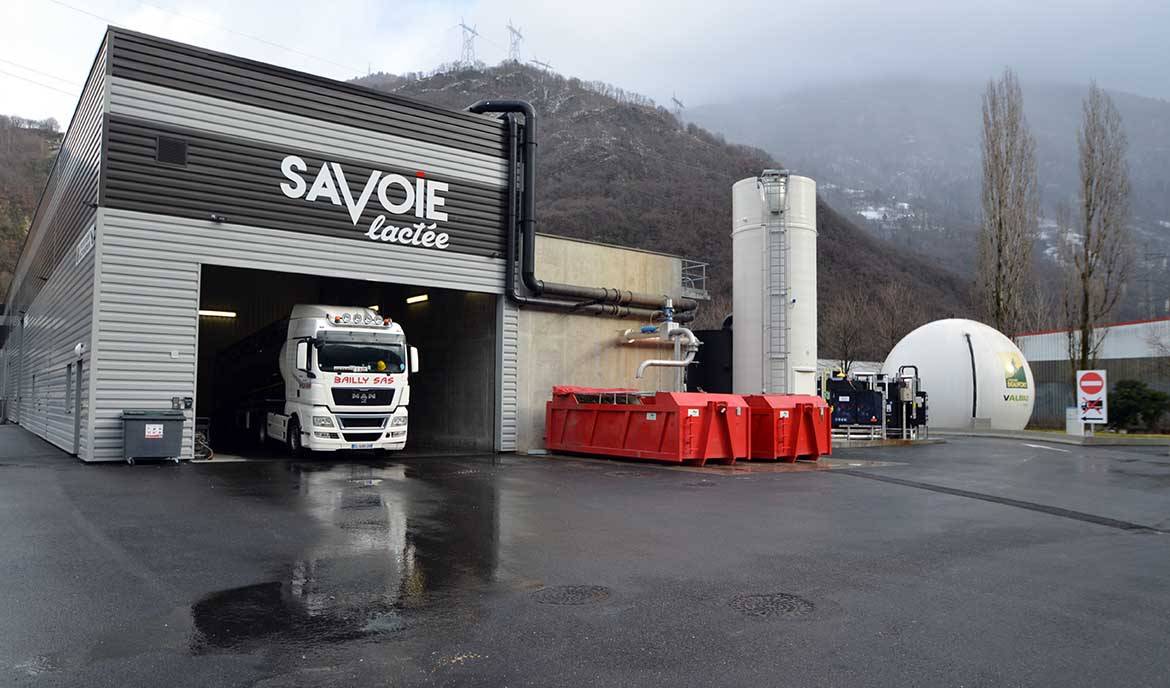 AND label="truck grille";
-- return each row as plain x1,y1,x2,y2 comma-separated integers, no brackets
337,416,386,429
331,388,393,406
342,432,383,443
